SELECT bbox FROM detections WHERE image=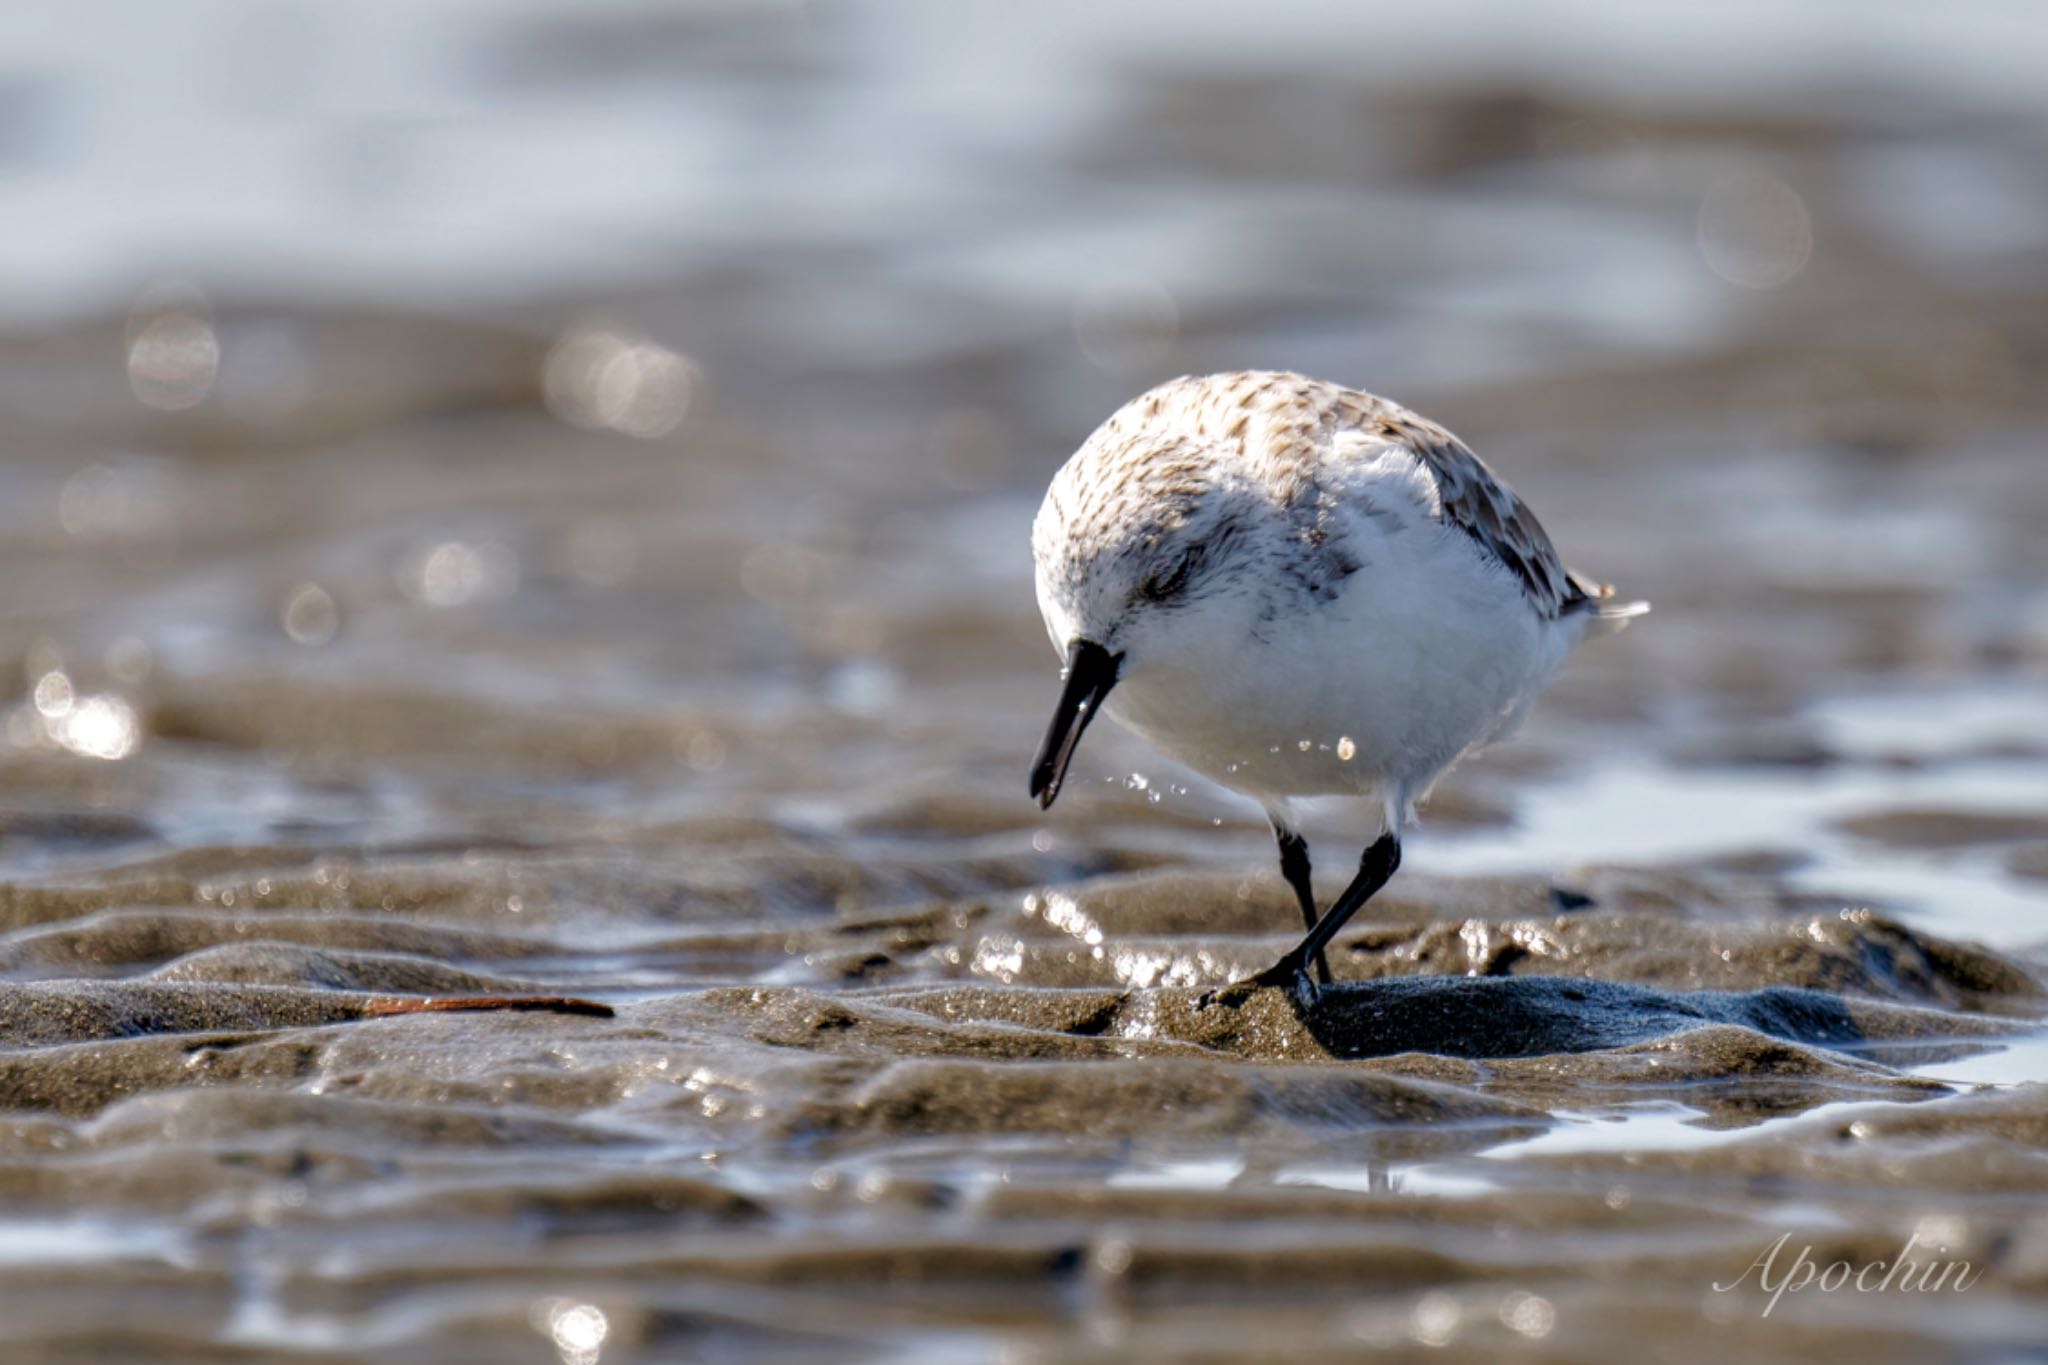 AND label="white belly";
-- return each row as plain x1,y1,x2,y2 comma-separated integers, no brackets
1103,531,1568,812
